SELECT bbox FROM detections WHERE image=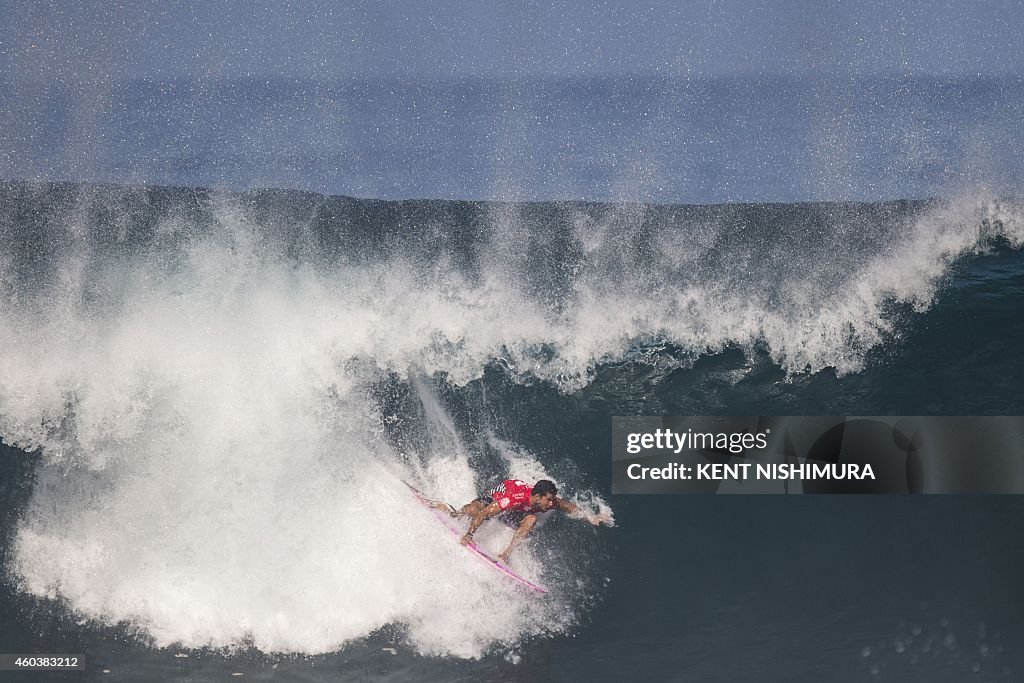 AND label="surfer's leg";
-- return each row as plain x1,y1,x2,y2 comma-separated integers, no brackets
458,500,487,517
426,500,459,516
458,496,493,518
